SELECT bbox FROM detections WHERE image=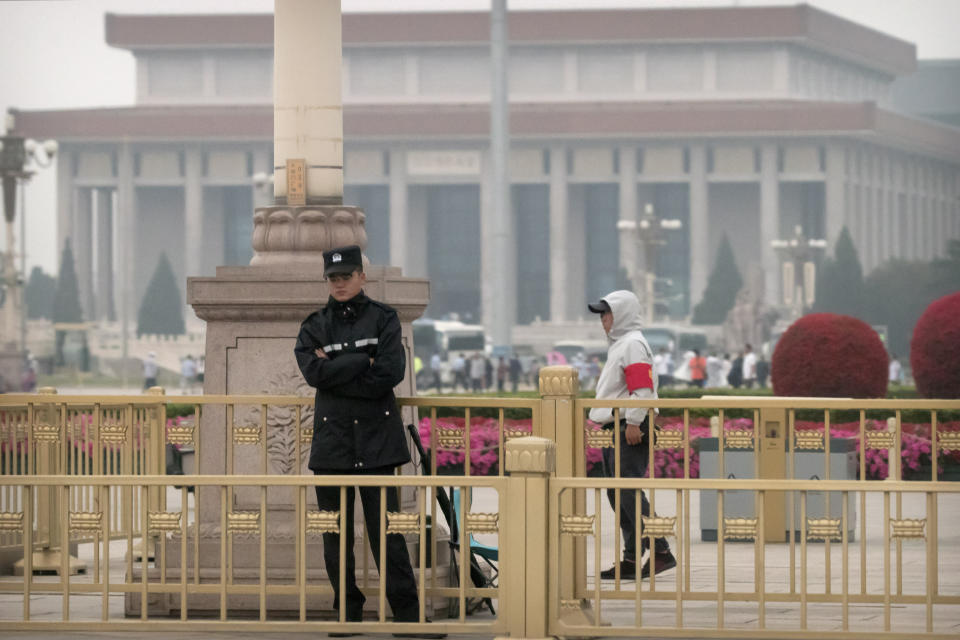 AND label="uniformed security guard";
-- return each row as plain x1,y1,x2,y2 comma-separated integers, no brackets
295,245,444,639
